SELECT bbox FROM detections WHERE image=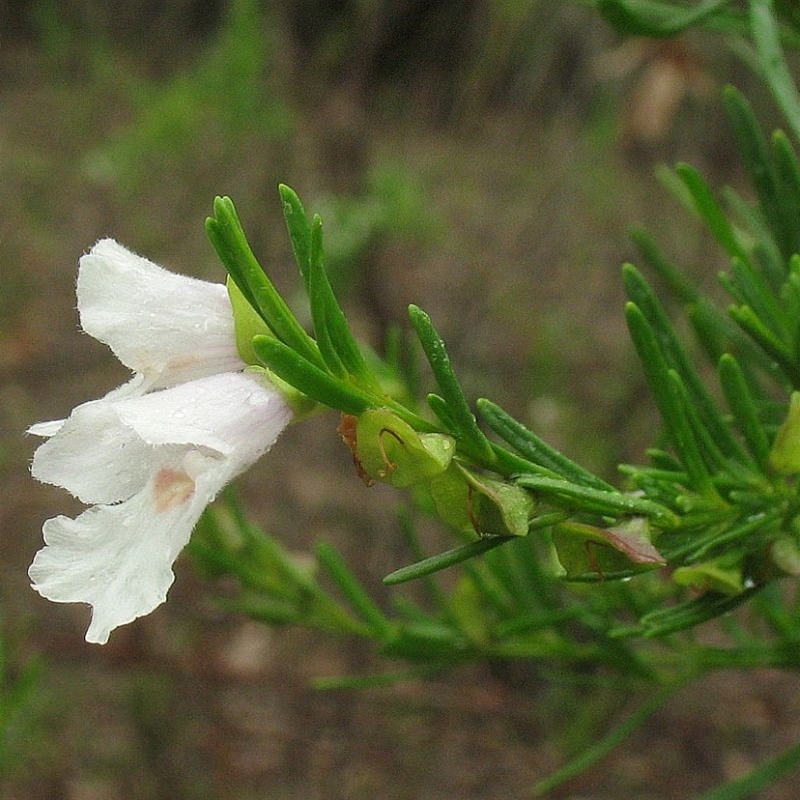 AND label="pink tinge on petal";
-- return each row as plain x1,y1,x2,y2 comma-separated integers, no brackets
153,468,195,513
